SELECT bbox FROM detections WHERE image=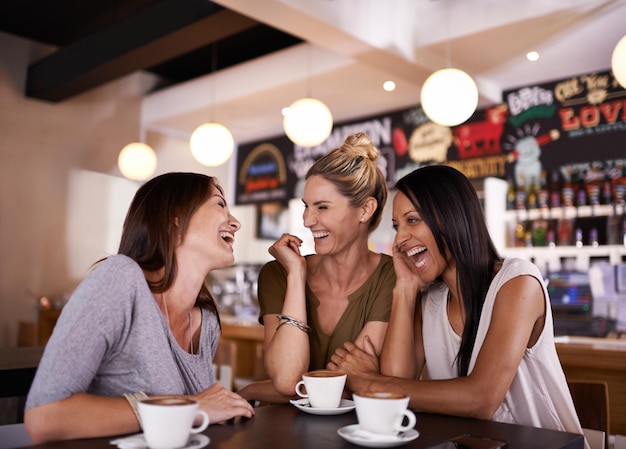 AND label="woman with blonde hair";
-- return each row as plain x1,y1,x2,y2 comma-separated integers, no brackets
239,132,395,402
